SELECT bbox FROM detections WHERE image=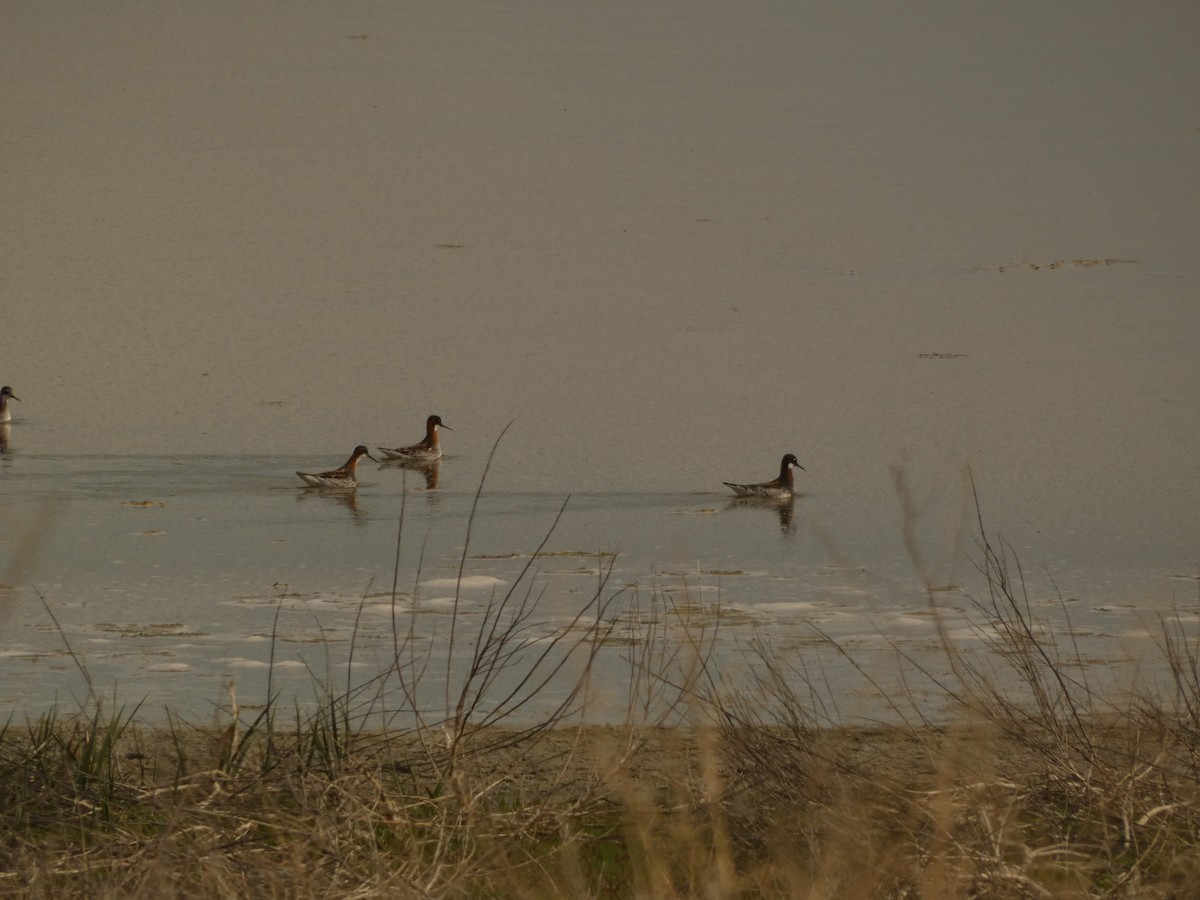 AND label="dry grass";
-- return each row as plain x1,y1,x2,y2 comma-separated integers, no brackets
3,458,1198,897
